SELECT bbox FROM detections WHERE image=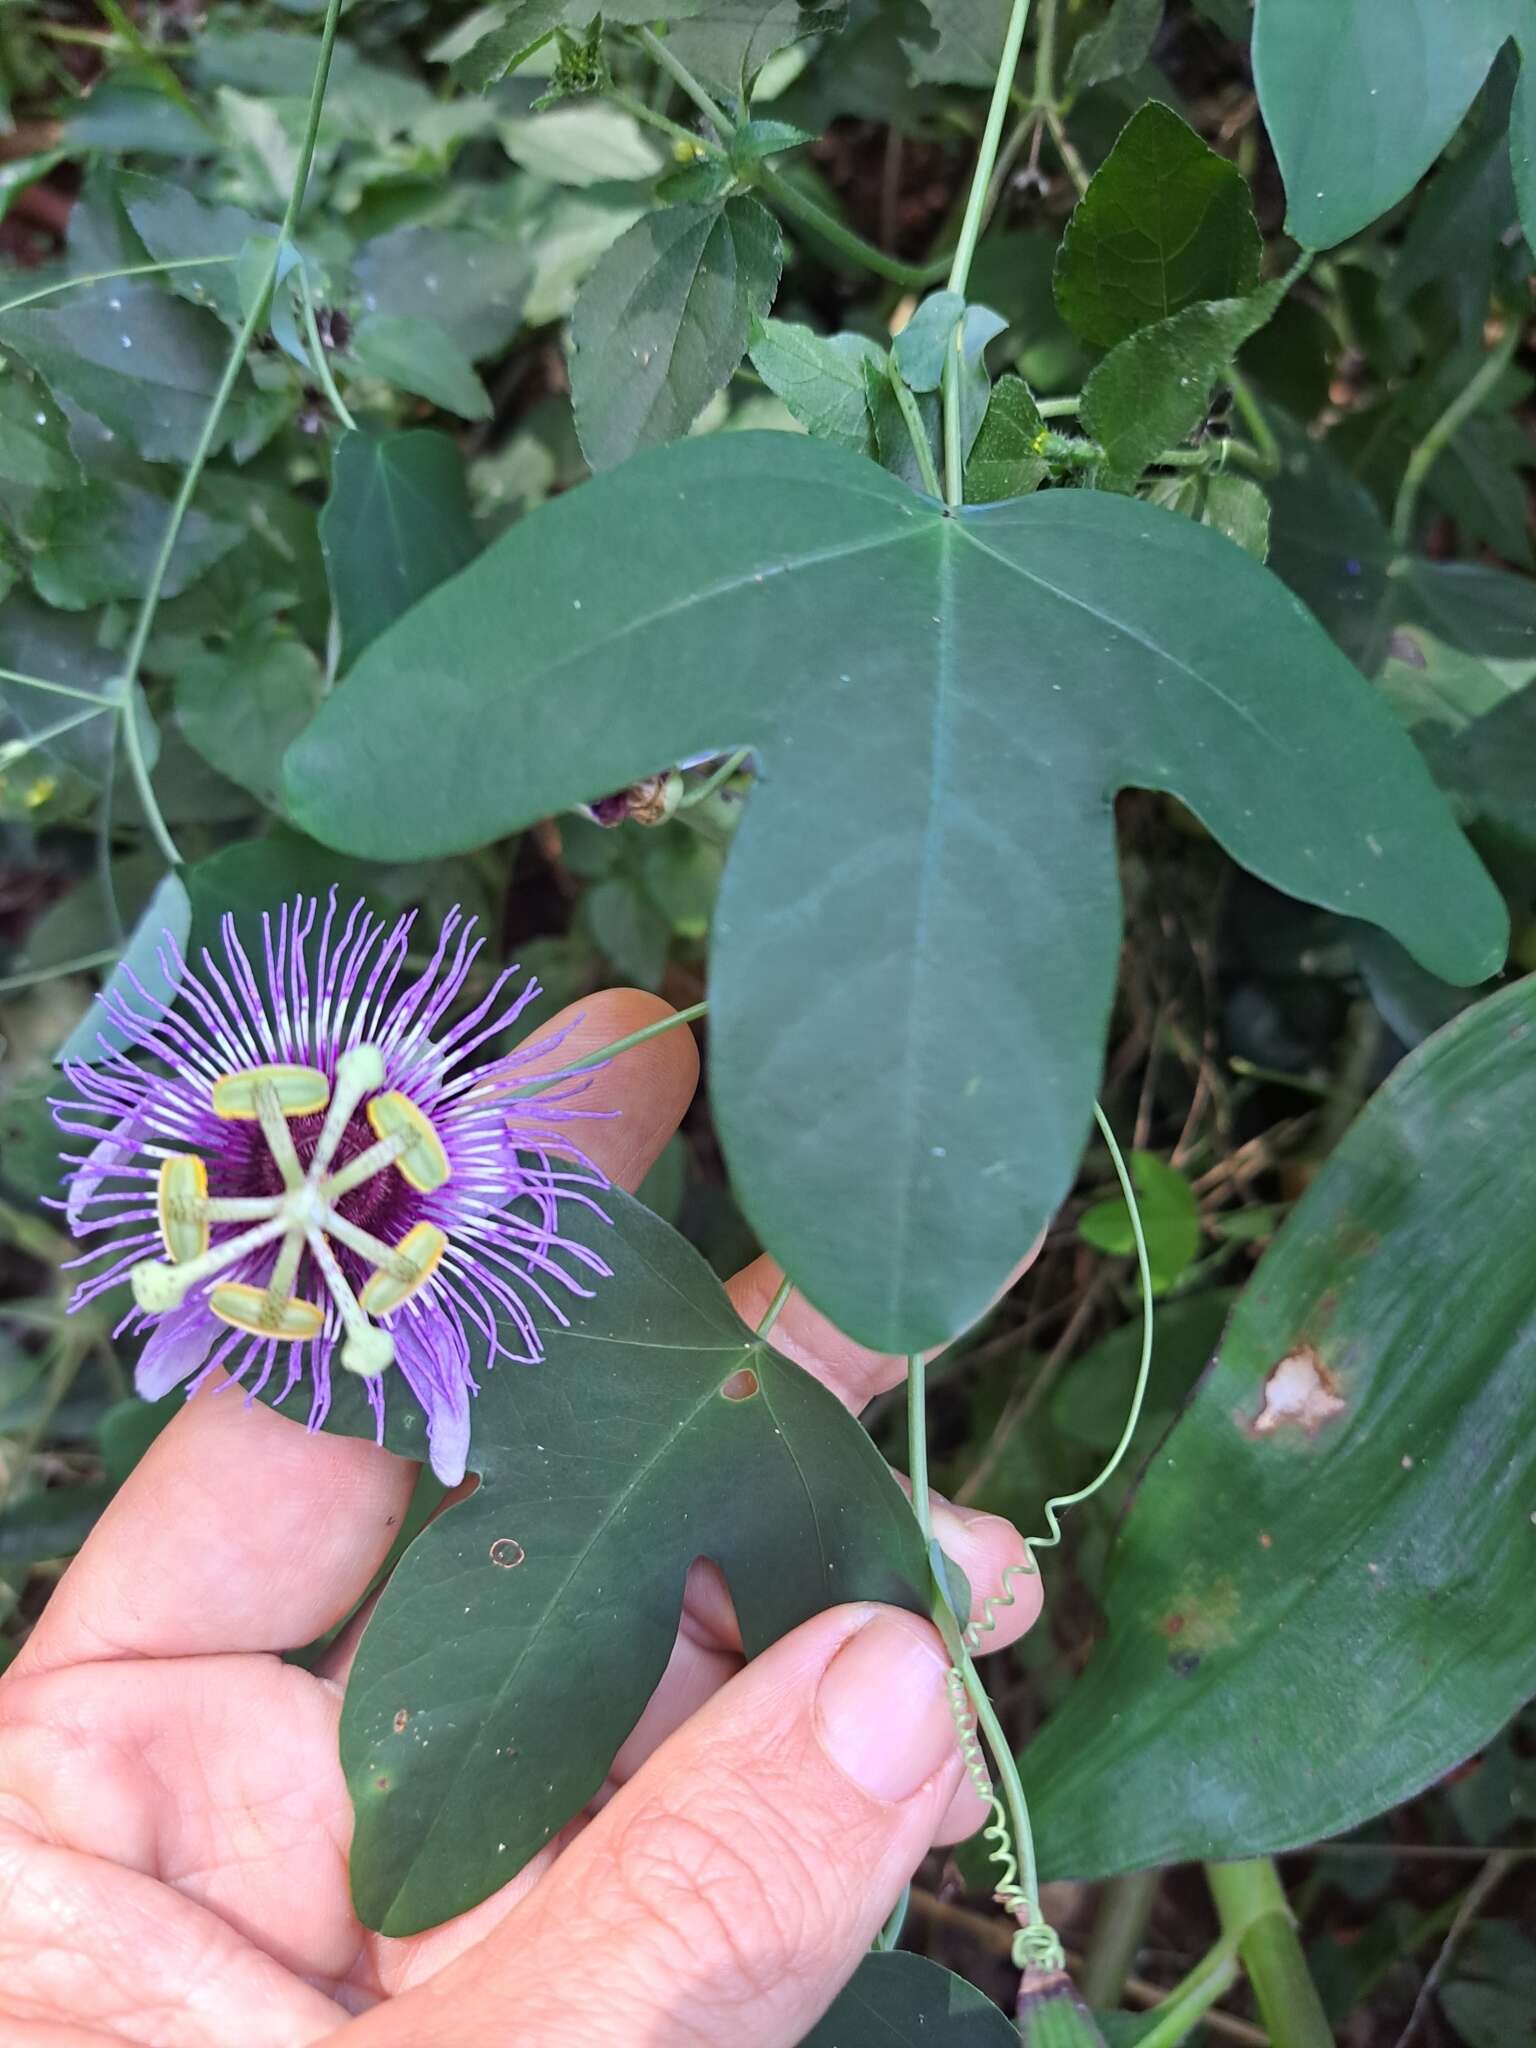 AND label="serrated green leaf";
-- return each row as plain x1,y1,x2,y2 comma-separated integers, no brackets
451,0,566,88
259,1190,927,1934
1054,102,1262,350
320,429,481,669
57,871,191,1067
749,317,883,451
350,314,492,420
175,637,322,812
964,375,1049,503
570,196,782,469
800,1951,1020,2045
1252,0,1522,249
285,432,1505,1353
1027,976,1536,1875
730,118,815,165
1066,0,1165,93
1082,280,1284,479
